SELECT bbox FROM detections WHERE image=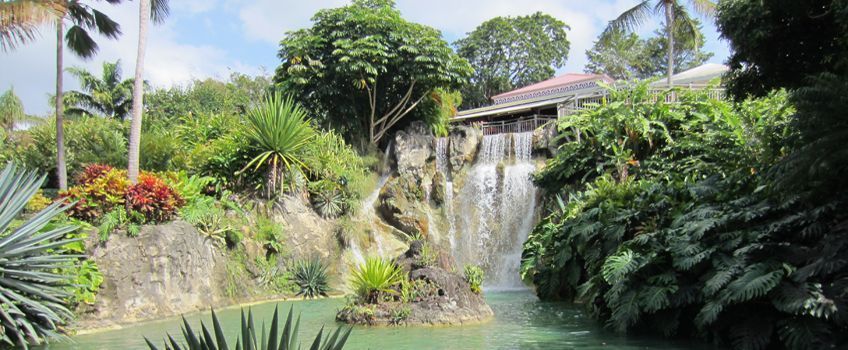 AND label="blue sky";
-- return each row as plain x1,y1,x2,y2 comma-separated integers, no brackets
0,0,730,115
